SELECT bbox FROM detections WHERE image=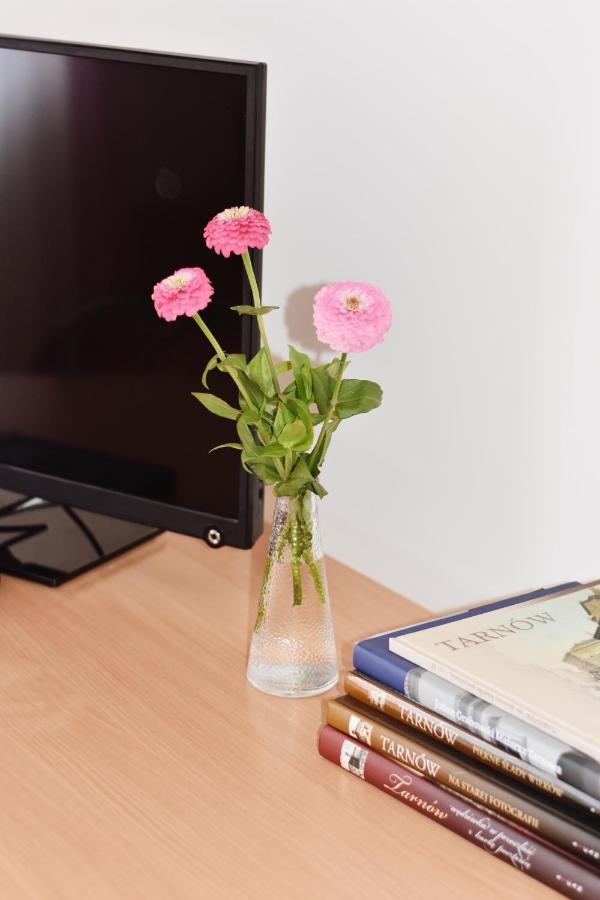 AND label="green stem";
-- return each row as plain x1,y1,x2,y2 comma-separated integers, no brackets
290,516,302,605
303,550,326,604
221,369,252,411
193,312,285,481
241,251,281,395
276,519,292,560
193,312,252,411
254,553,271,631
192,313,226,361
259,500,328,613
309,352,347,474
297,494,326,604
